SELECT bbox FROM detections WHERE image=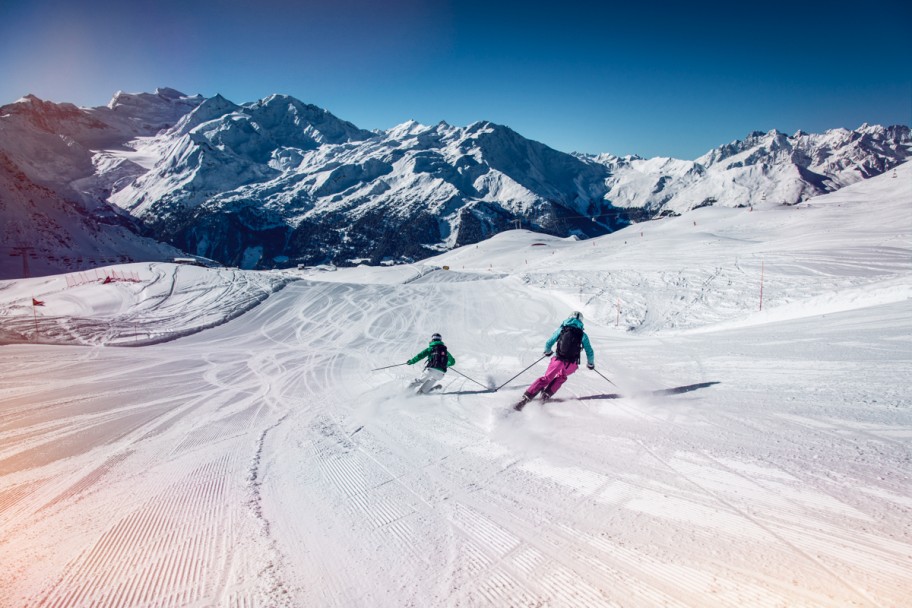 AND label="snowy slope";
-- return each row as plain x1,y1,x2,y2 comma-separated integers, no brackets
0,162,909,606
0,263,291,346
